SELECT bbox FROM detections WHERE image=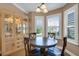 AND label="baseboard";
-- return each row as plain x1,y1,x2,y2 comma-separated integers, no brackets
57,46,76,56
65,49,76,56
